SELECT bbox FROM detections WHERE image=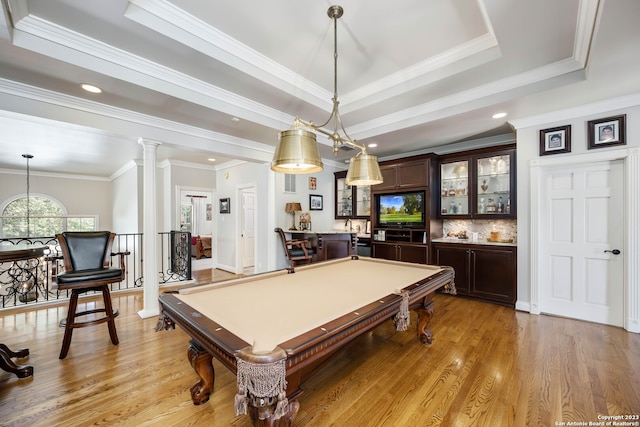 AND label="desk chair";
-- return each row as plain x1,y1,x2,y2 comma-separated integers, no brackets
53,232,129,359
275,227,314,267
